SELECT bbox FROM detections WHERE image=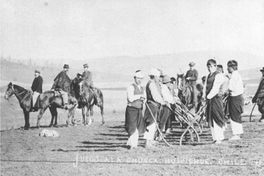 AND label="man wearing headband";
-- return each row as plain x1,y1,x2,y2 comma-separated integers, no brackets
51,64,71,110
227,60,244,140
204,59,226,144
125,70,145,149
31,69,43,111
